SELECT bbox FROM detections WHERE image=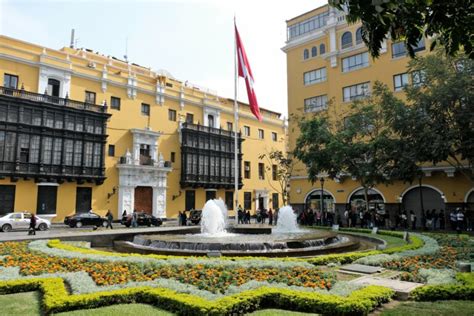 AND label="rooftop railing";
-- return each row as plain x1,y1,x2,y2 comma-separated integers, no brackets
0,86,108,114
